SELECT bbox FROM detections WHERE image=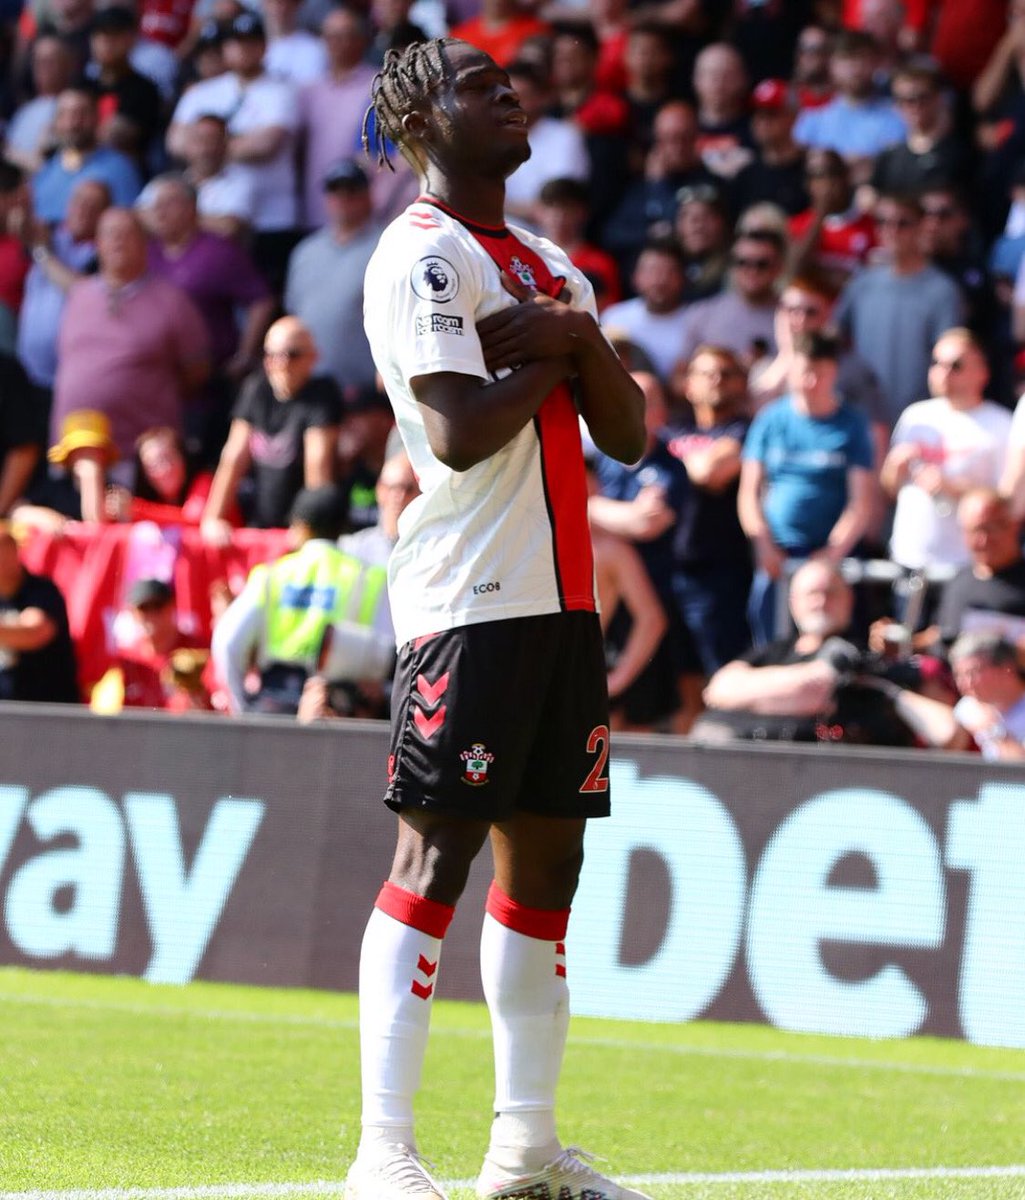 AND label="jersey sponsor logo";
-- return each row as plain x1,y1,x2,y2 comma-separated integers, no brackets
411,256,459,303
460,742,495,786
279,583,337,611
415,313,464,336
508,255,537,288
472,580,501,595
